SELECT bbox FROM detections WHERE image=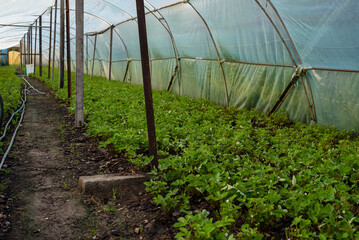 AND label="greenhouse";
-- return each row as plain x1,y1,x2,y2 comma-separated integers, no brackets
0,0,358,239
